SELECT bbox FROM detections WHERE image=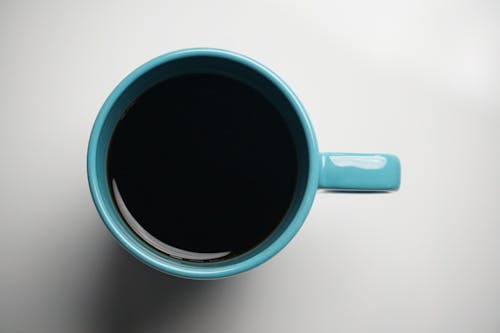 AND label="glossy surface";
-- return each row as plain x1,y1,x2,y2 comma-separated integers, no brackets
319,153,401,191
87,48,400,279
87,48,321,279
